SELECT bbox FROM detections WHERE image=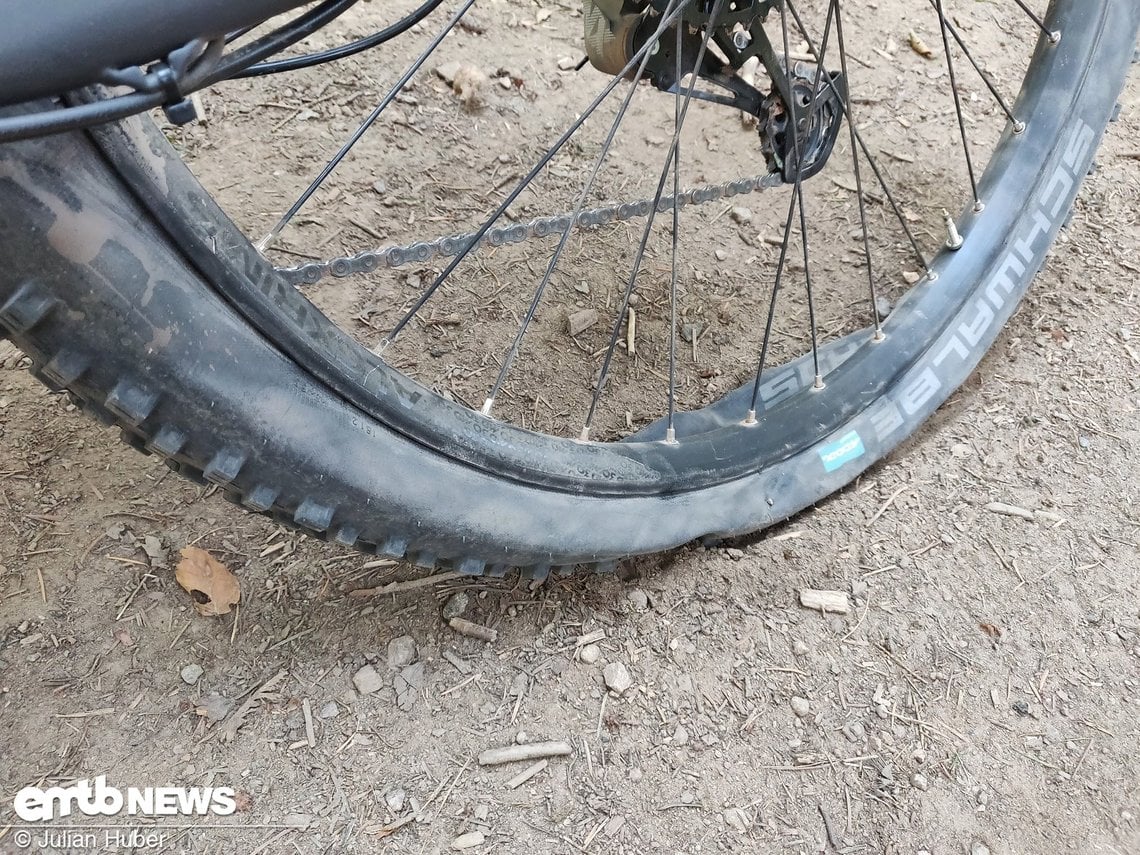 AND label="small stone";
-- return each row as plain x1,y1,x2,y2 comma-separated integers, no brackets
474,803,490,822
385,788,406,813
629,767,643,782
970,843,991,855
723,547,745,560
371,179,388,195
180,664,203,686
574,280,590,295
730,206,753,225
388,635,416,669
912,747,926,764
681,322,705,343
627,589,649,610
318,701,339,720
903,270,923,285
723,807,749,833
603,662,633,695
452,831,486,850
395,661,426,711
792,640,810,656
579,644,602,665
911,772,929,791
442,592,469,621
790,696,811,718
352,664,384,695
841,721,865,743
671,725,689,746
195,693,232,722
557,56,578,71
515,730,528,744
435,62,461,85
568,308,599,336
715,248,729,262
